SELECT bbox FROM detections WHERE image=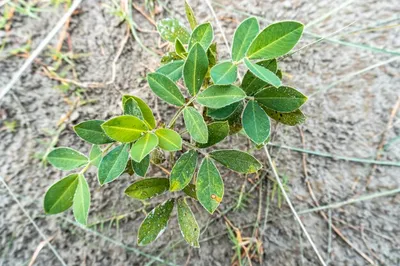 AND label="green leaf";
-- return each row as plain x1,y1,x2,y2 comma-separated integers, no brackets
122,95,156,129
132,155,150,177
247,21,304,59
206,102,242,120
196,158,223,214
183,43,208,96
263,107,306,126
98,144,130,185
147,72,185,106
185,0,197,30
183,107,208,143
255,86,307,113
44,174,79,214
207,42,218,71
244,58,281,88
197,121,229,148
130,133,159,163
125,178,169,200
188,22,214,50
210,61,237,85
101,115,148,143
276,69,283,79
74,120,114,145
241,59,277,95
170,150,198,192
138,199,175,246
156,60,184,82
231,17,259,62
47,147,88,171
209,149,262,173
197,85,246,109
175,39,186,58
227,102,245,135
123,98,144,119
155,128,182,151
73,174,90,225
177,198,200,247
161,52,182,64
157,18,190,44
89,145,102,167
242,100,270,144
182,183,197,200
